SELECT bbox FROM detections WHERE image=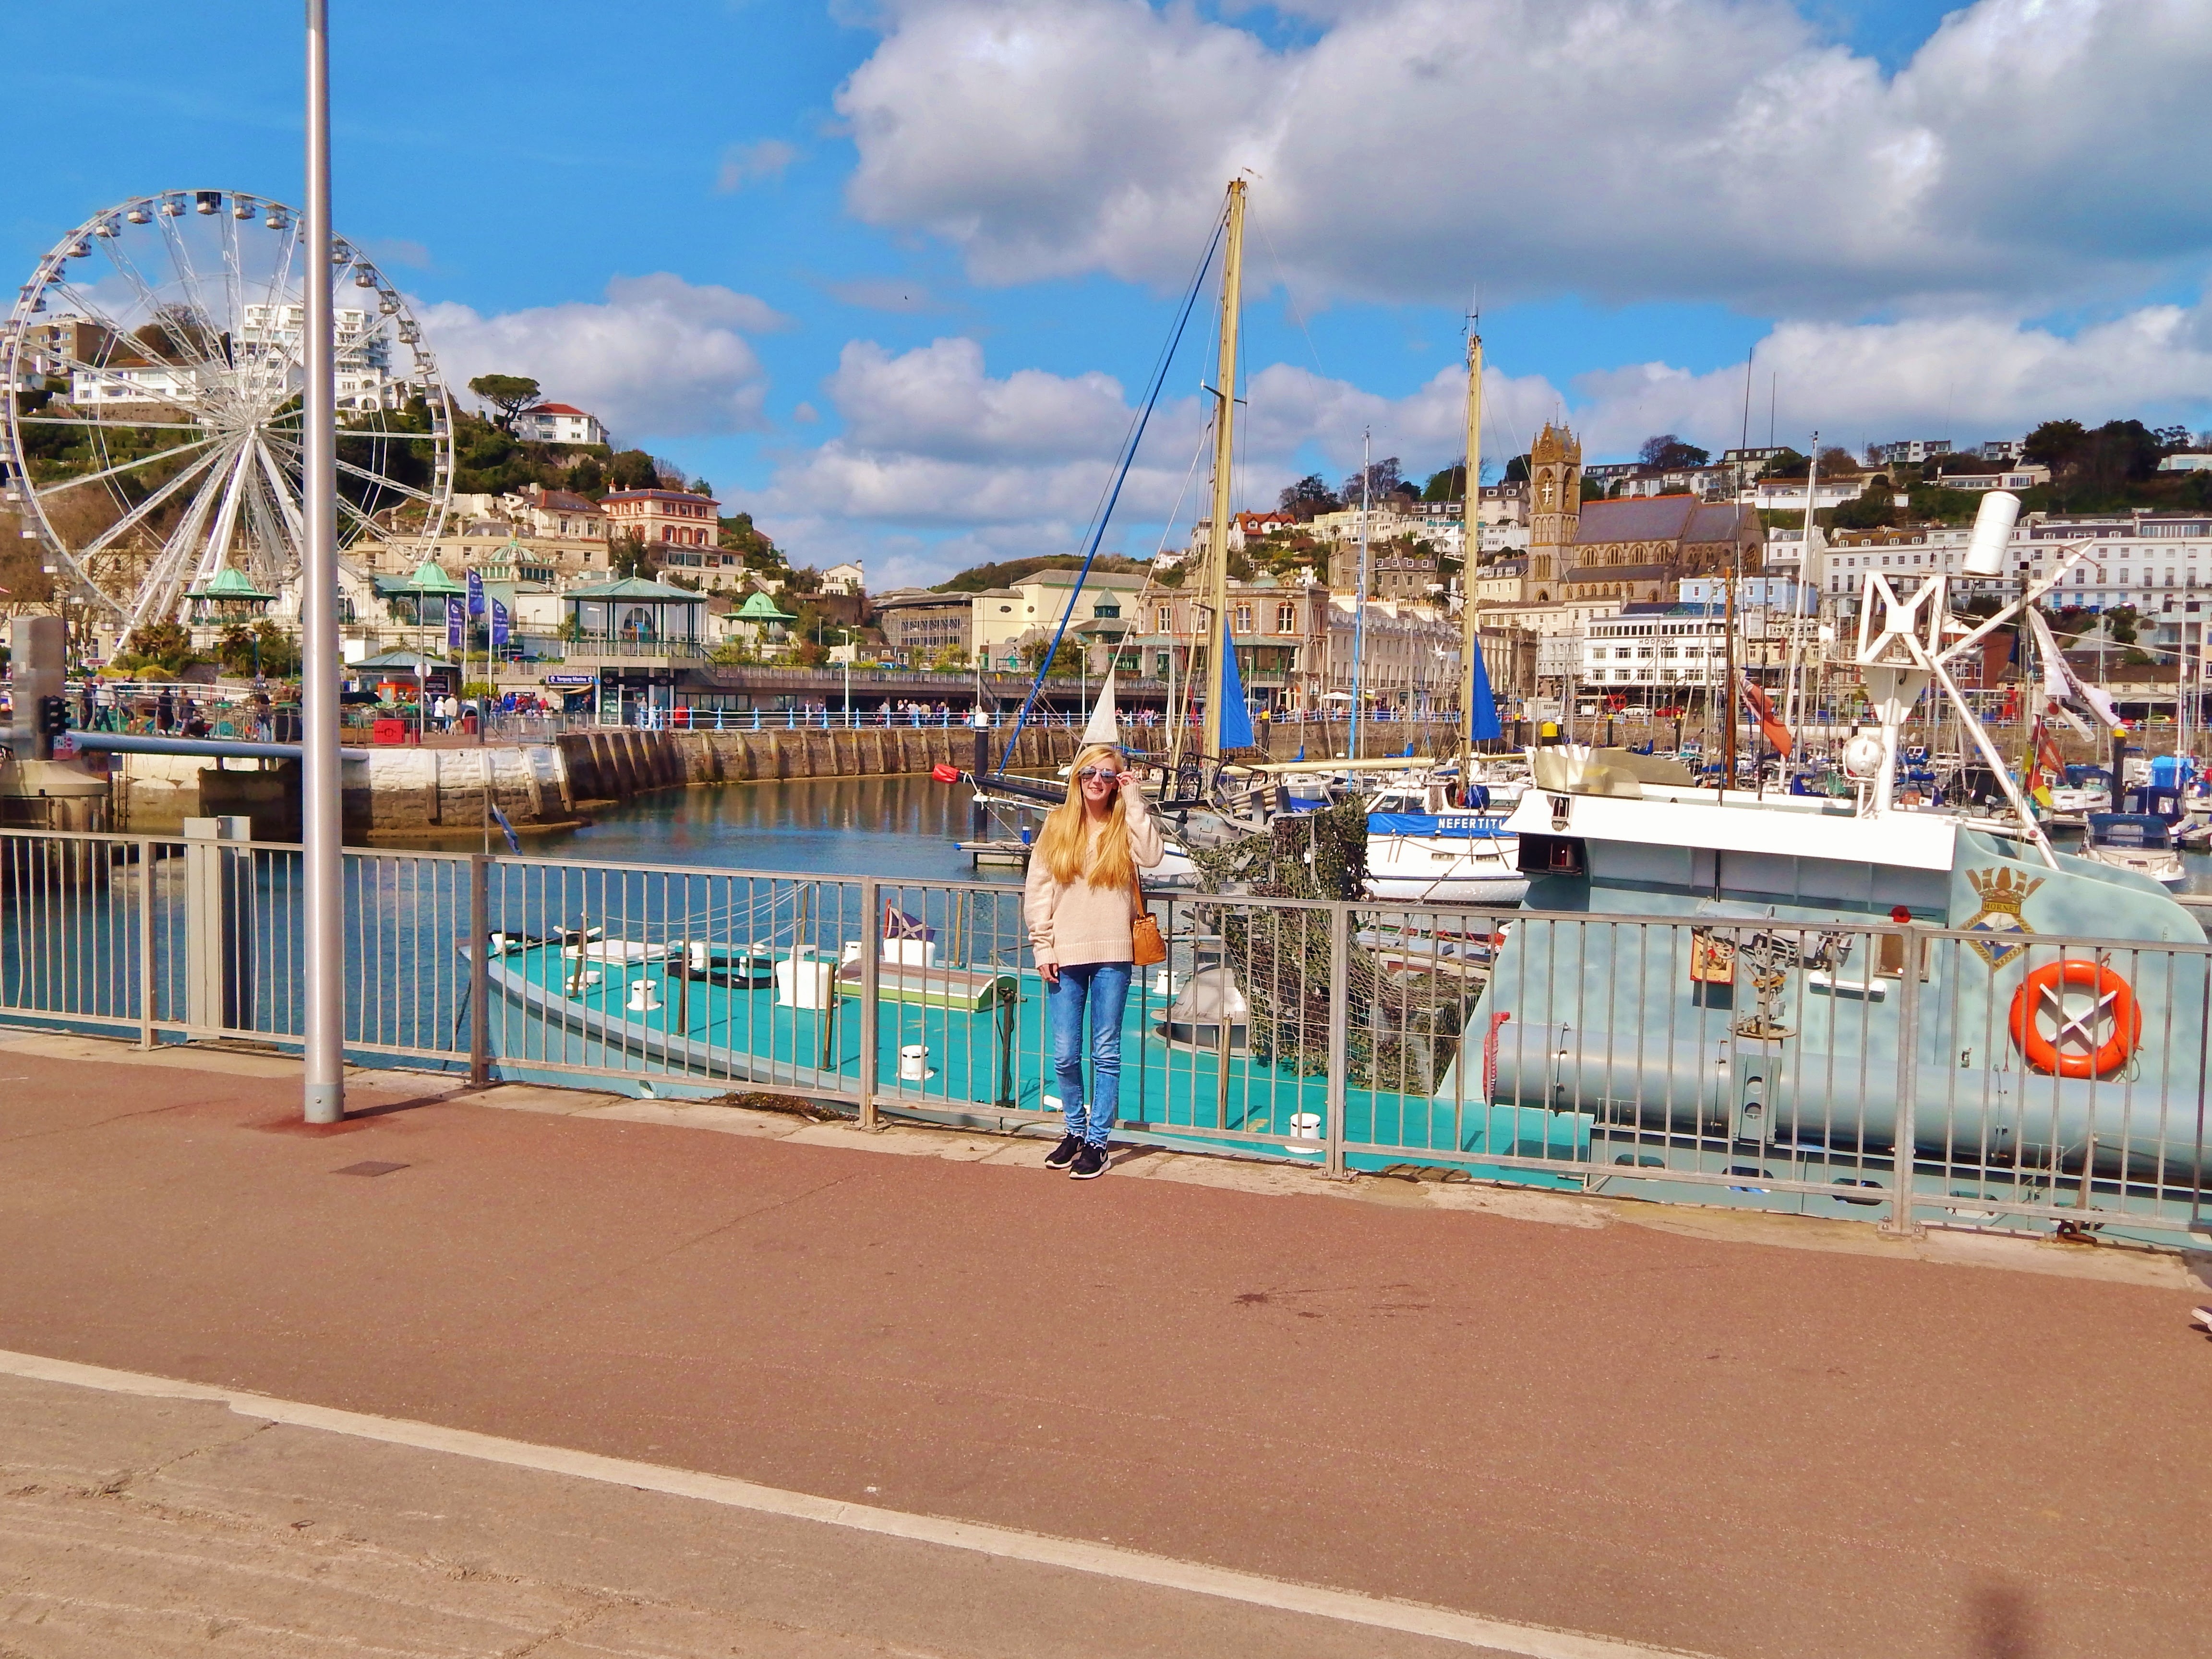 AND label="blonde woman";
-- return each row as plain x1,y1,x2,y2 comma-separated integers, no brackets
1023,744,1164,1179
